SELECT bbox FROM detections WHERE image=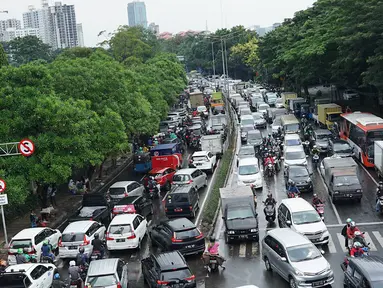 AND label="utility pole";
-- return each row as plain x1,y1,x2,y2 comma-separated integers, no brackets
224,38,229,92
211,42,216,76
220,38,226,92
